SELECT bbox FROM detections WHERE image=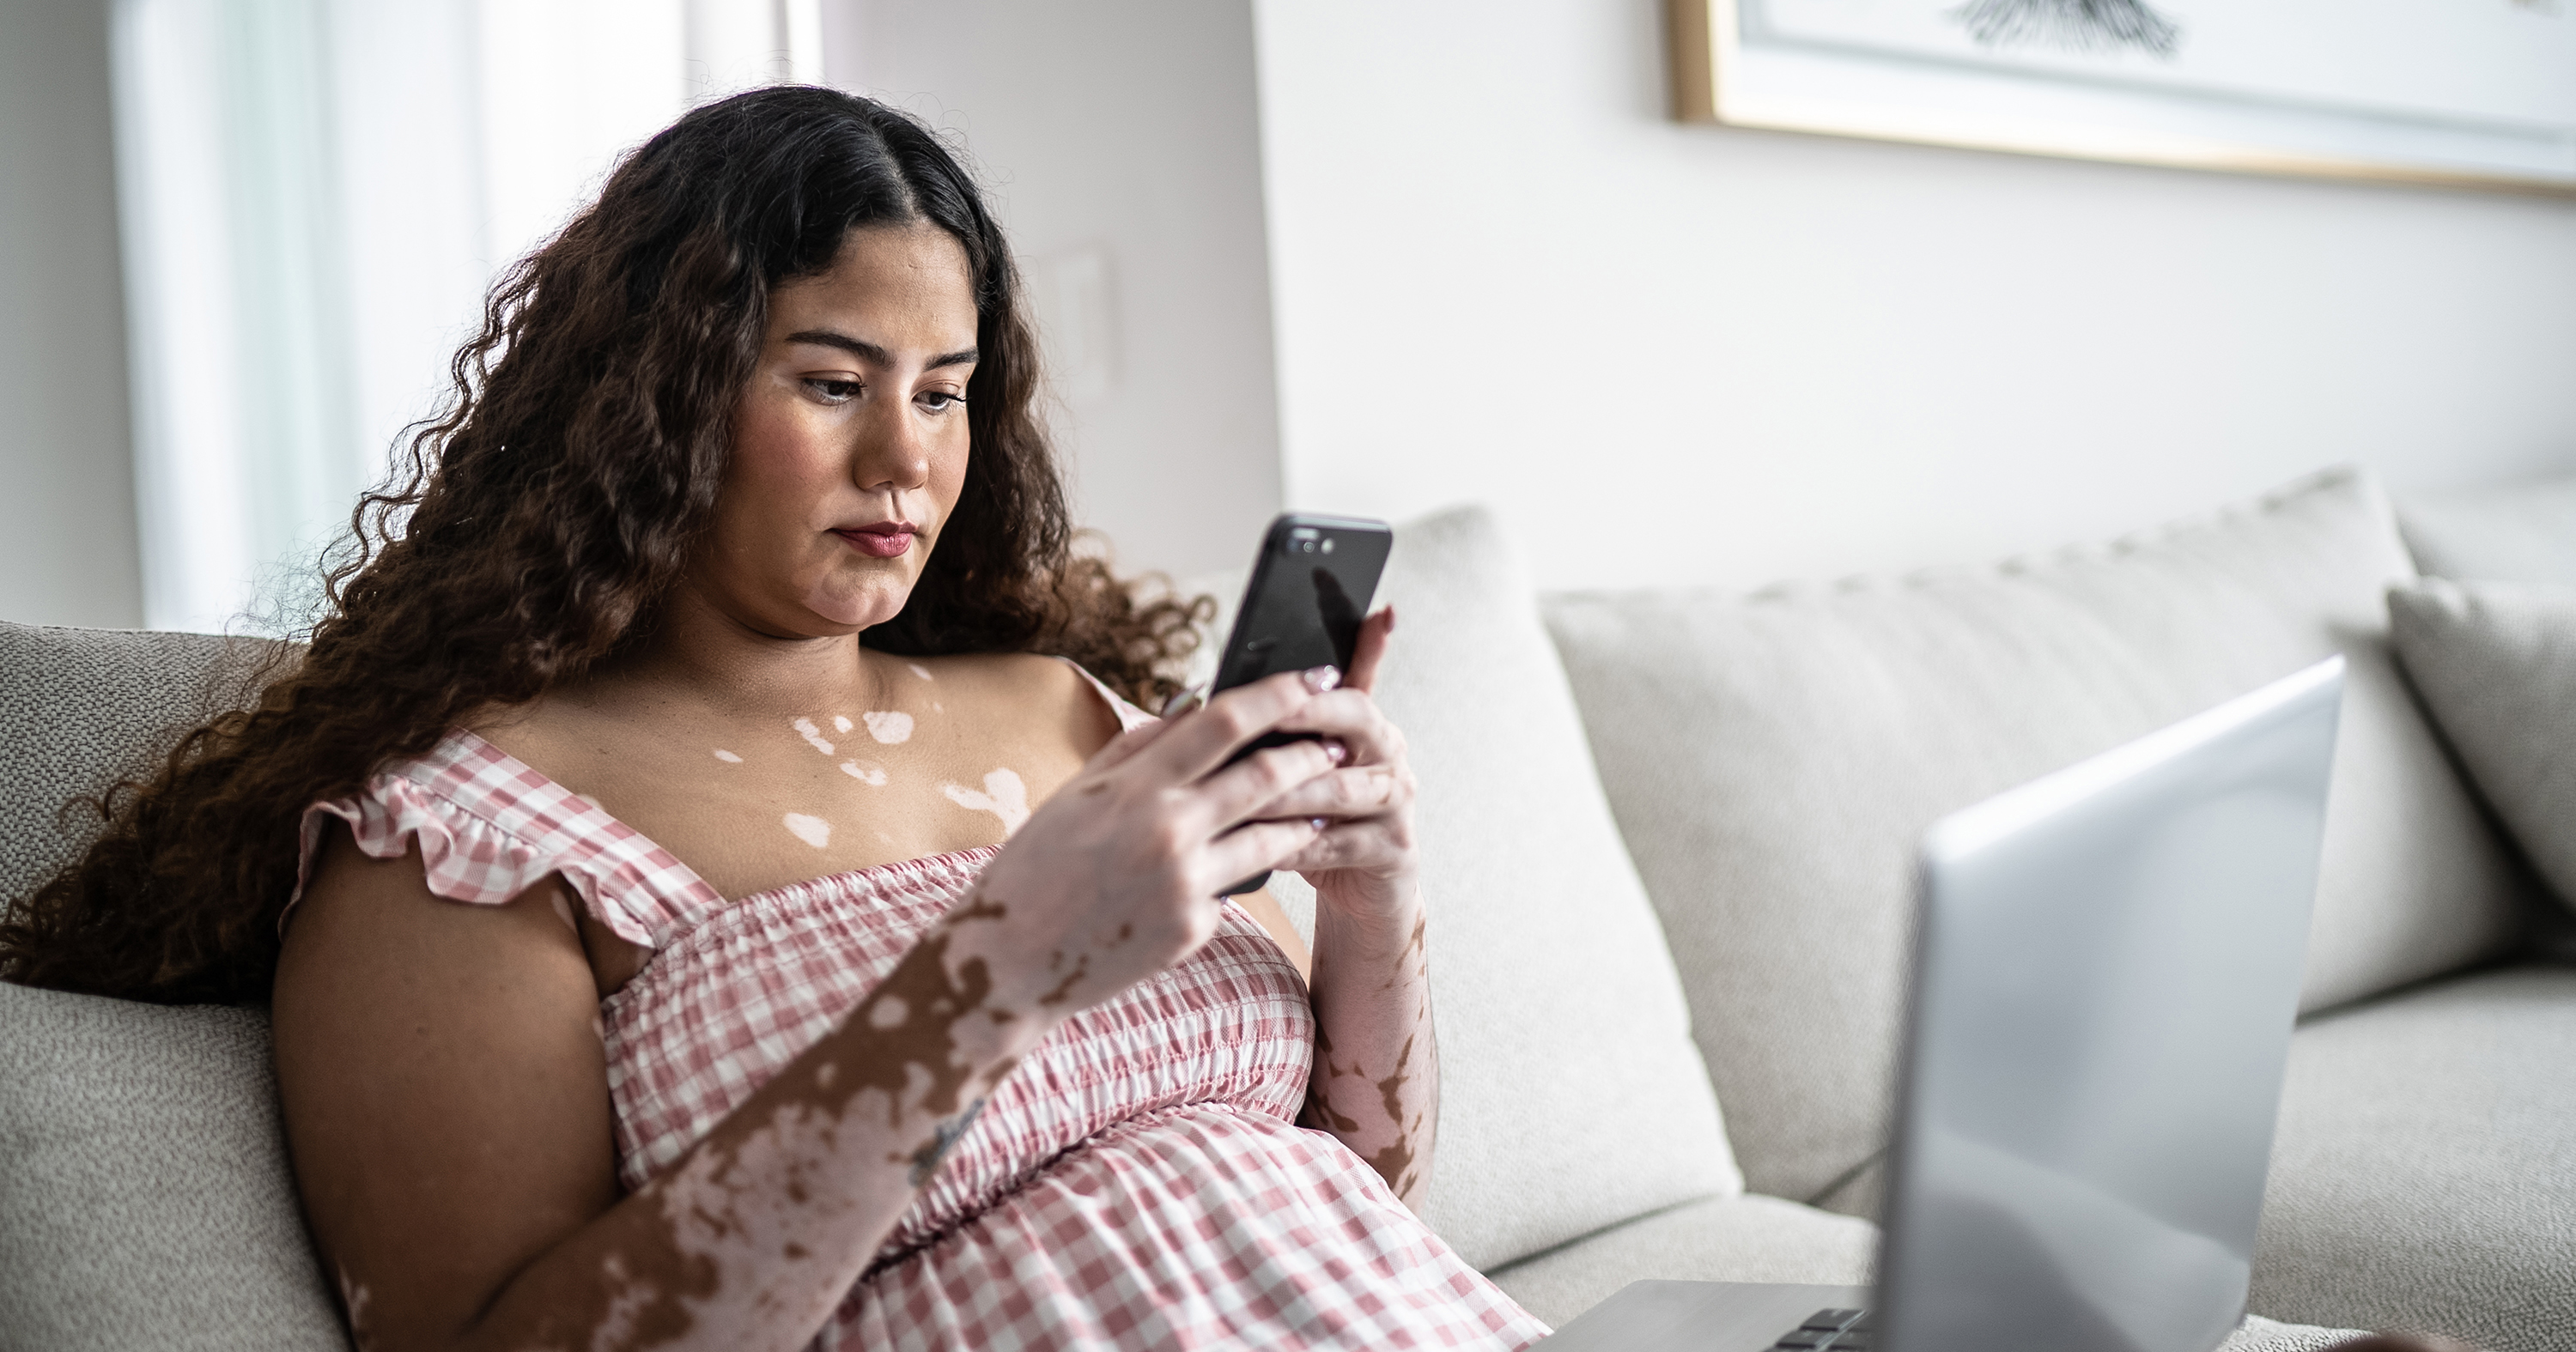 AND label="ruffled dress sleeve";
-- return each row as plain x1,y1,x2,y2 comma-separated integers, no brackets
287,729,722,949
